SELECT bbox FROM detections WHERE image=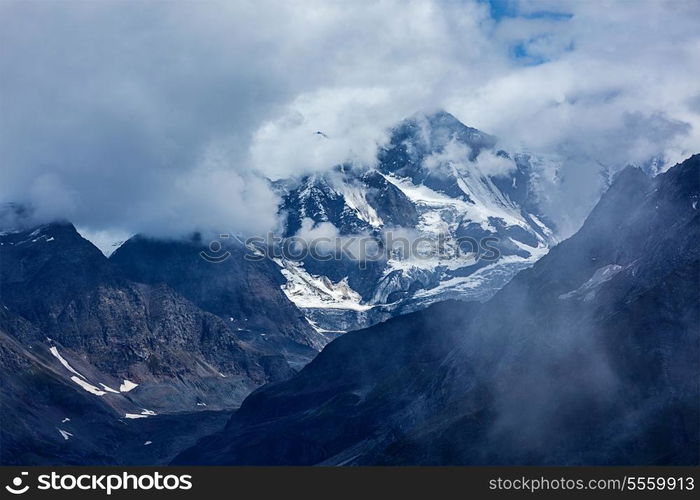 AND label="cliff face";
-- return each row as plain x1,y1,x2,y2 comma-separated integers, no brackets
111,234,327,359
0,221,325,464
